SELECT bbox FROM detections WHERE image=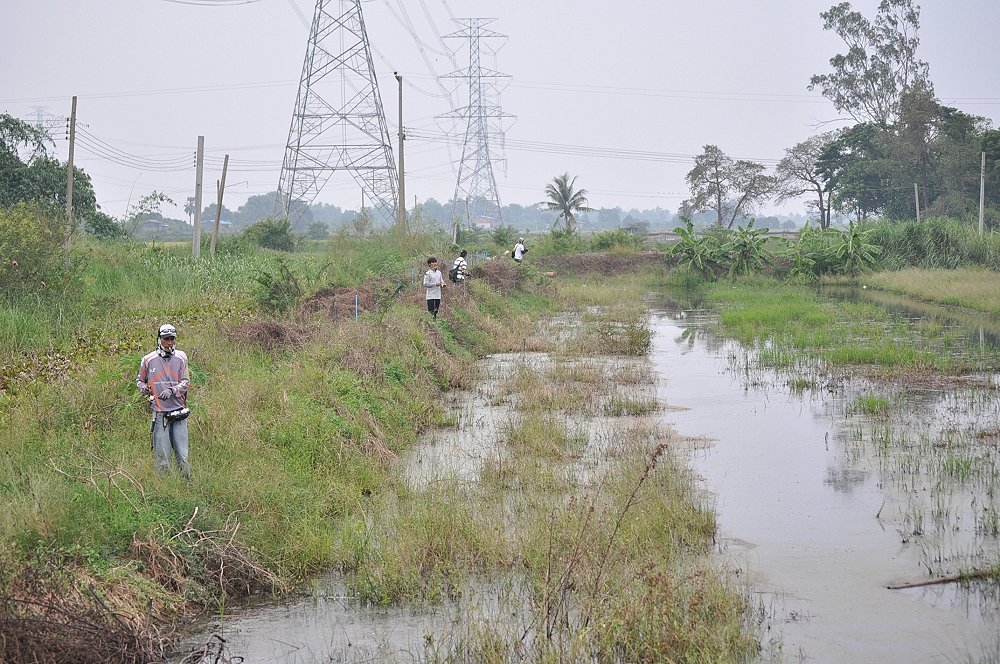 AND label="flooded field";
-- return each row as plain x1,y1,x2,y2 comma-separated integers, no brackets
173,291,1000,663
651,296,1000,663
